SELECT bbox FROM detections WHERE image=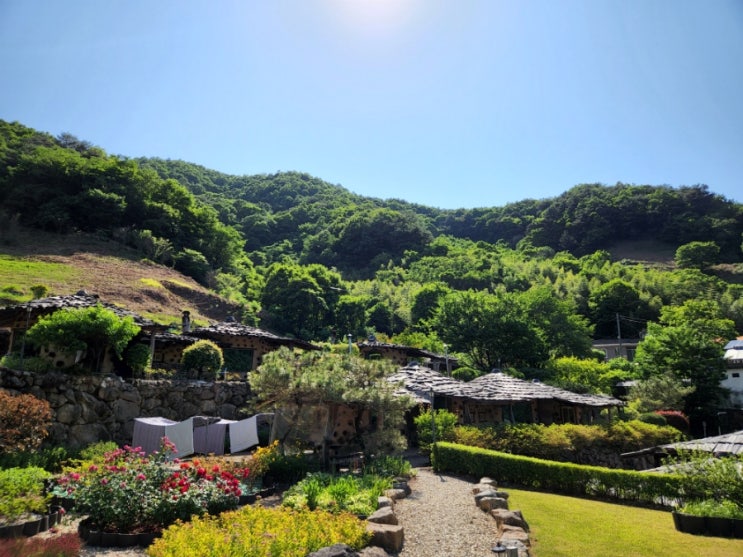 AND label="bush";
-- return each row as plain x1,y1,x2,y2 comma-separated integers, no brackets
181,340,224,380
0,445,71,473
0,467,52,522
414,409,458,452
30,284,49,299
0,390,52,453
124,343,151,376
433,442,684,506
148,506,371,557
282,473,392,516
